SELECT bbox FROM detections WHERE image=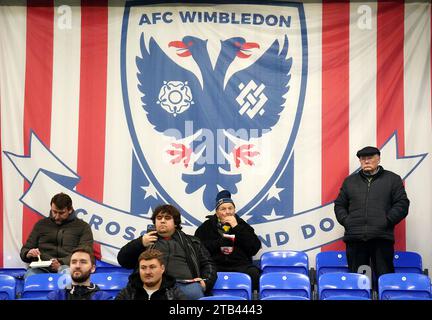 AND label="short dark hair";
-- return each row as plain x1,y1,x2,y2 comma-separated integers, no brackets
50,193,73,210
151,204,182,230
138,249,165,266
71,246,95,265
